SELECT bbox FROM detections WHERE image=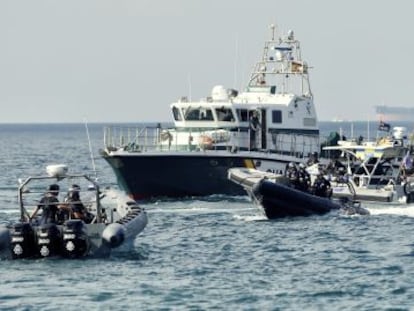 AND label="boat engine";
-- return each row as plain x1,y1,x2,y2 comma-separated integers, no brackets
10,223,36,259
61,220,89,258
36,224,61,257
